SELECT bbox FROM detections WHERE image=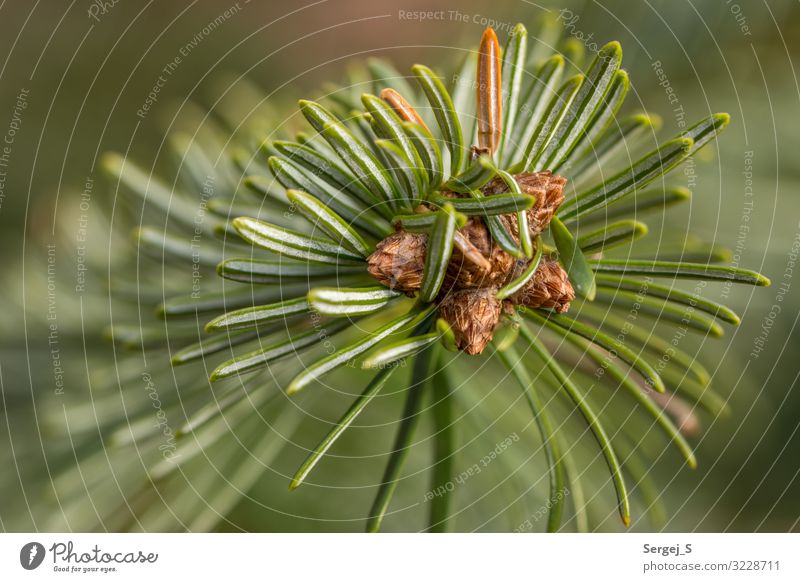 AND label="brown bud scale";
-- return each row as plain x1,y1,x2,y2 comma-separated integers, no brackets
366,231,427,296
508,257,575,313
438,288,502,355
483,170,567,238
